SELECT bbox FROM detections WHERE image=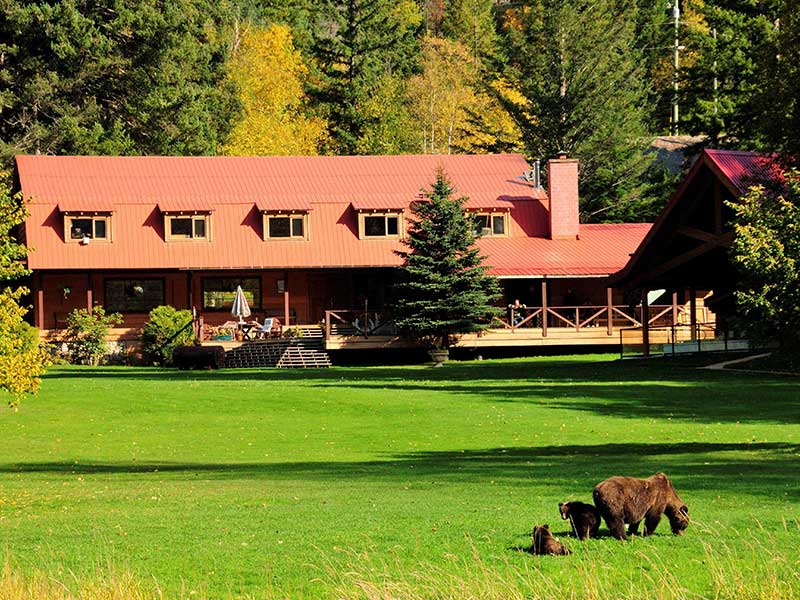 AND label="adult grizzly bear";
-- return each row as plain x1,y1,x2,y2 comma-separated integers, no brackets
559,501,601,540
593,473,689,540
531,524,571,556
